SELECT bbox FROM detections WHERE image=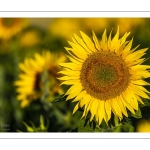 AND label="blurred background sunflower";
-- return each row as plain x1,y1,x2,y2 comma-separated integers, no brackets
0,18,28,40
14,51,66,107
0,17,150,132
136,118,150,132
